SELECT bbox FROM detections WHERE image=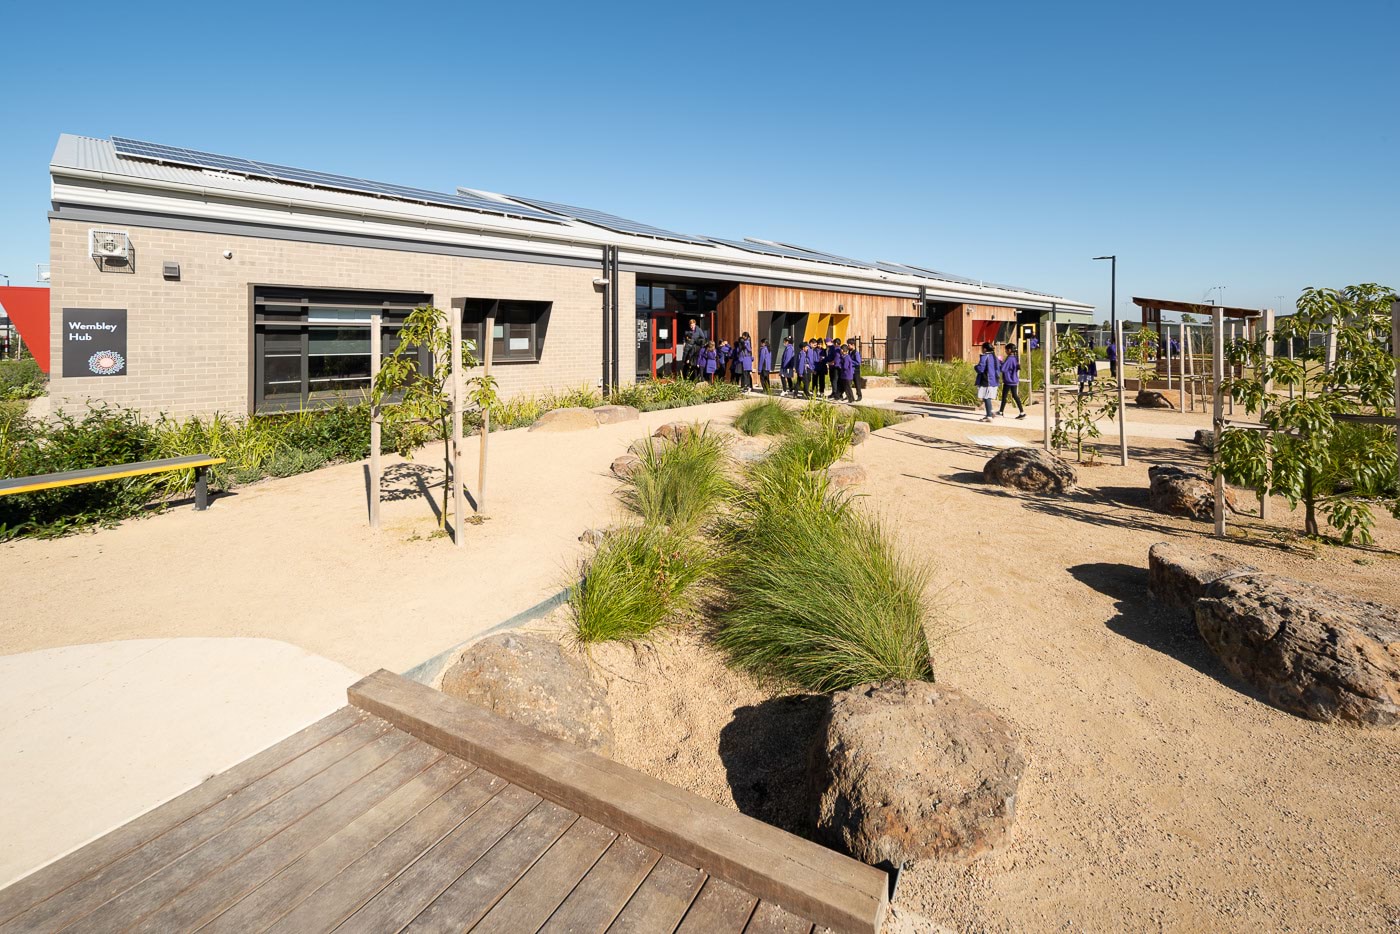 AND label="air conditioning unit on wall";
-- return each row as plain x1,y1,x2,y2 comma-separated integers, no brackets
89,229,131,261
